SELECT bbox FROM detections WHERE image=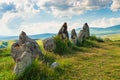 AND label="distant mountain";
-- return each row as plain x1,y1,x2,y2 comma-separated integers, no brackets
76,25,120,36
0,25,120,41
29,33,56,39
0,36,18,41
0,33,56,41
